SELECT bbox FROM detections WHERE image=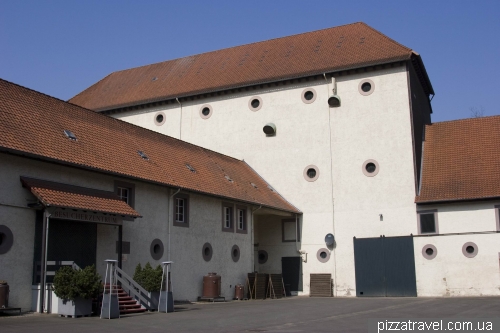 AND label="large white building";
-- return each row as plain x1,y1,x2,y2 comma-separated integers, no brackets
1,23,499,312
